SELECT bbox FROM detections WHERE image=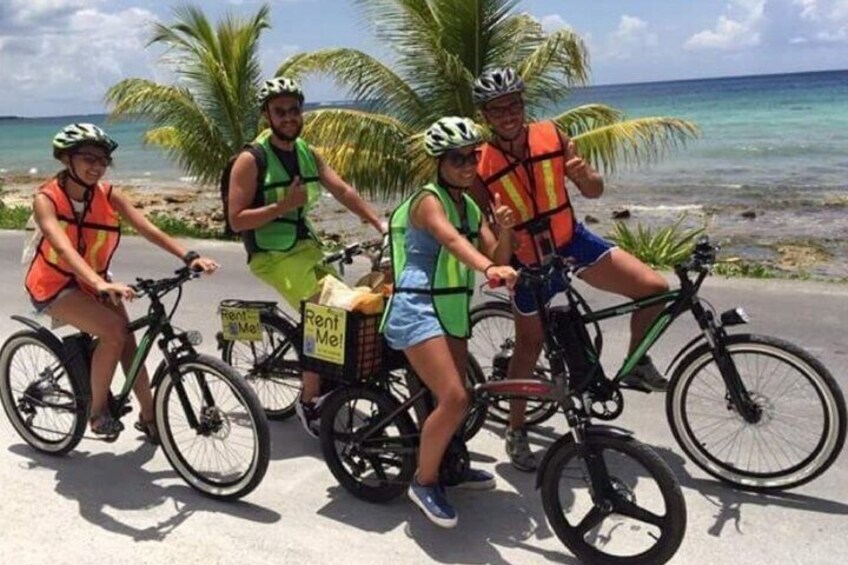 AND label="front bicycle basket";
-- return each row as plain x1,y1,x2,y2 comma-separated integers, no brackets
299,302,384,382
